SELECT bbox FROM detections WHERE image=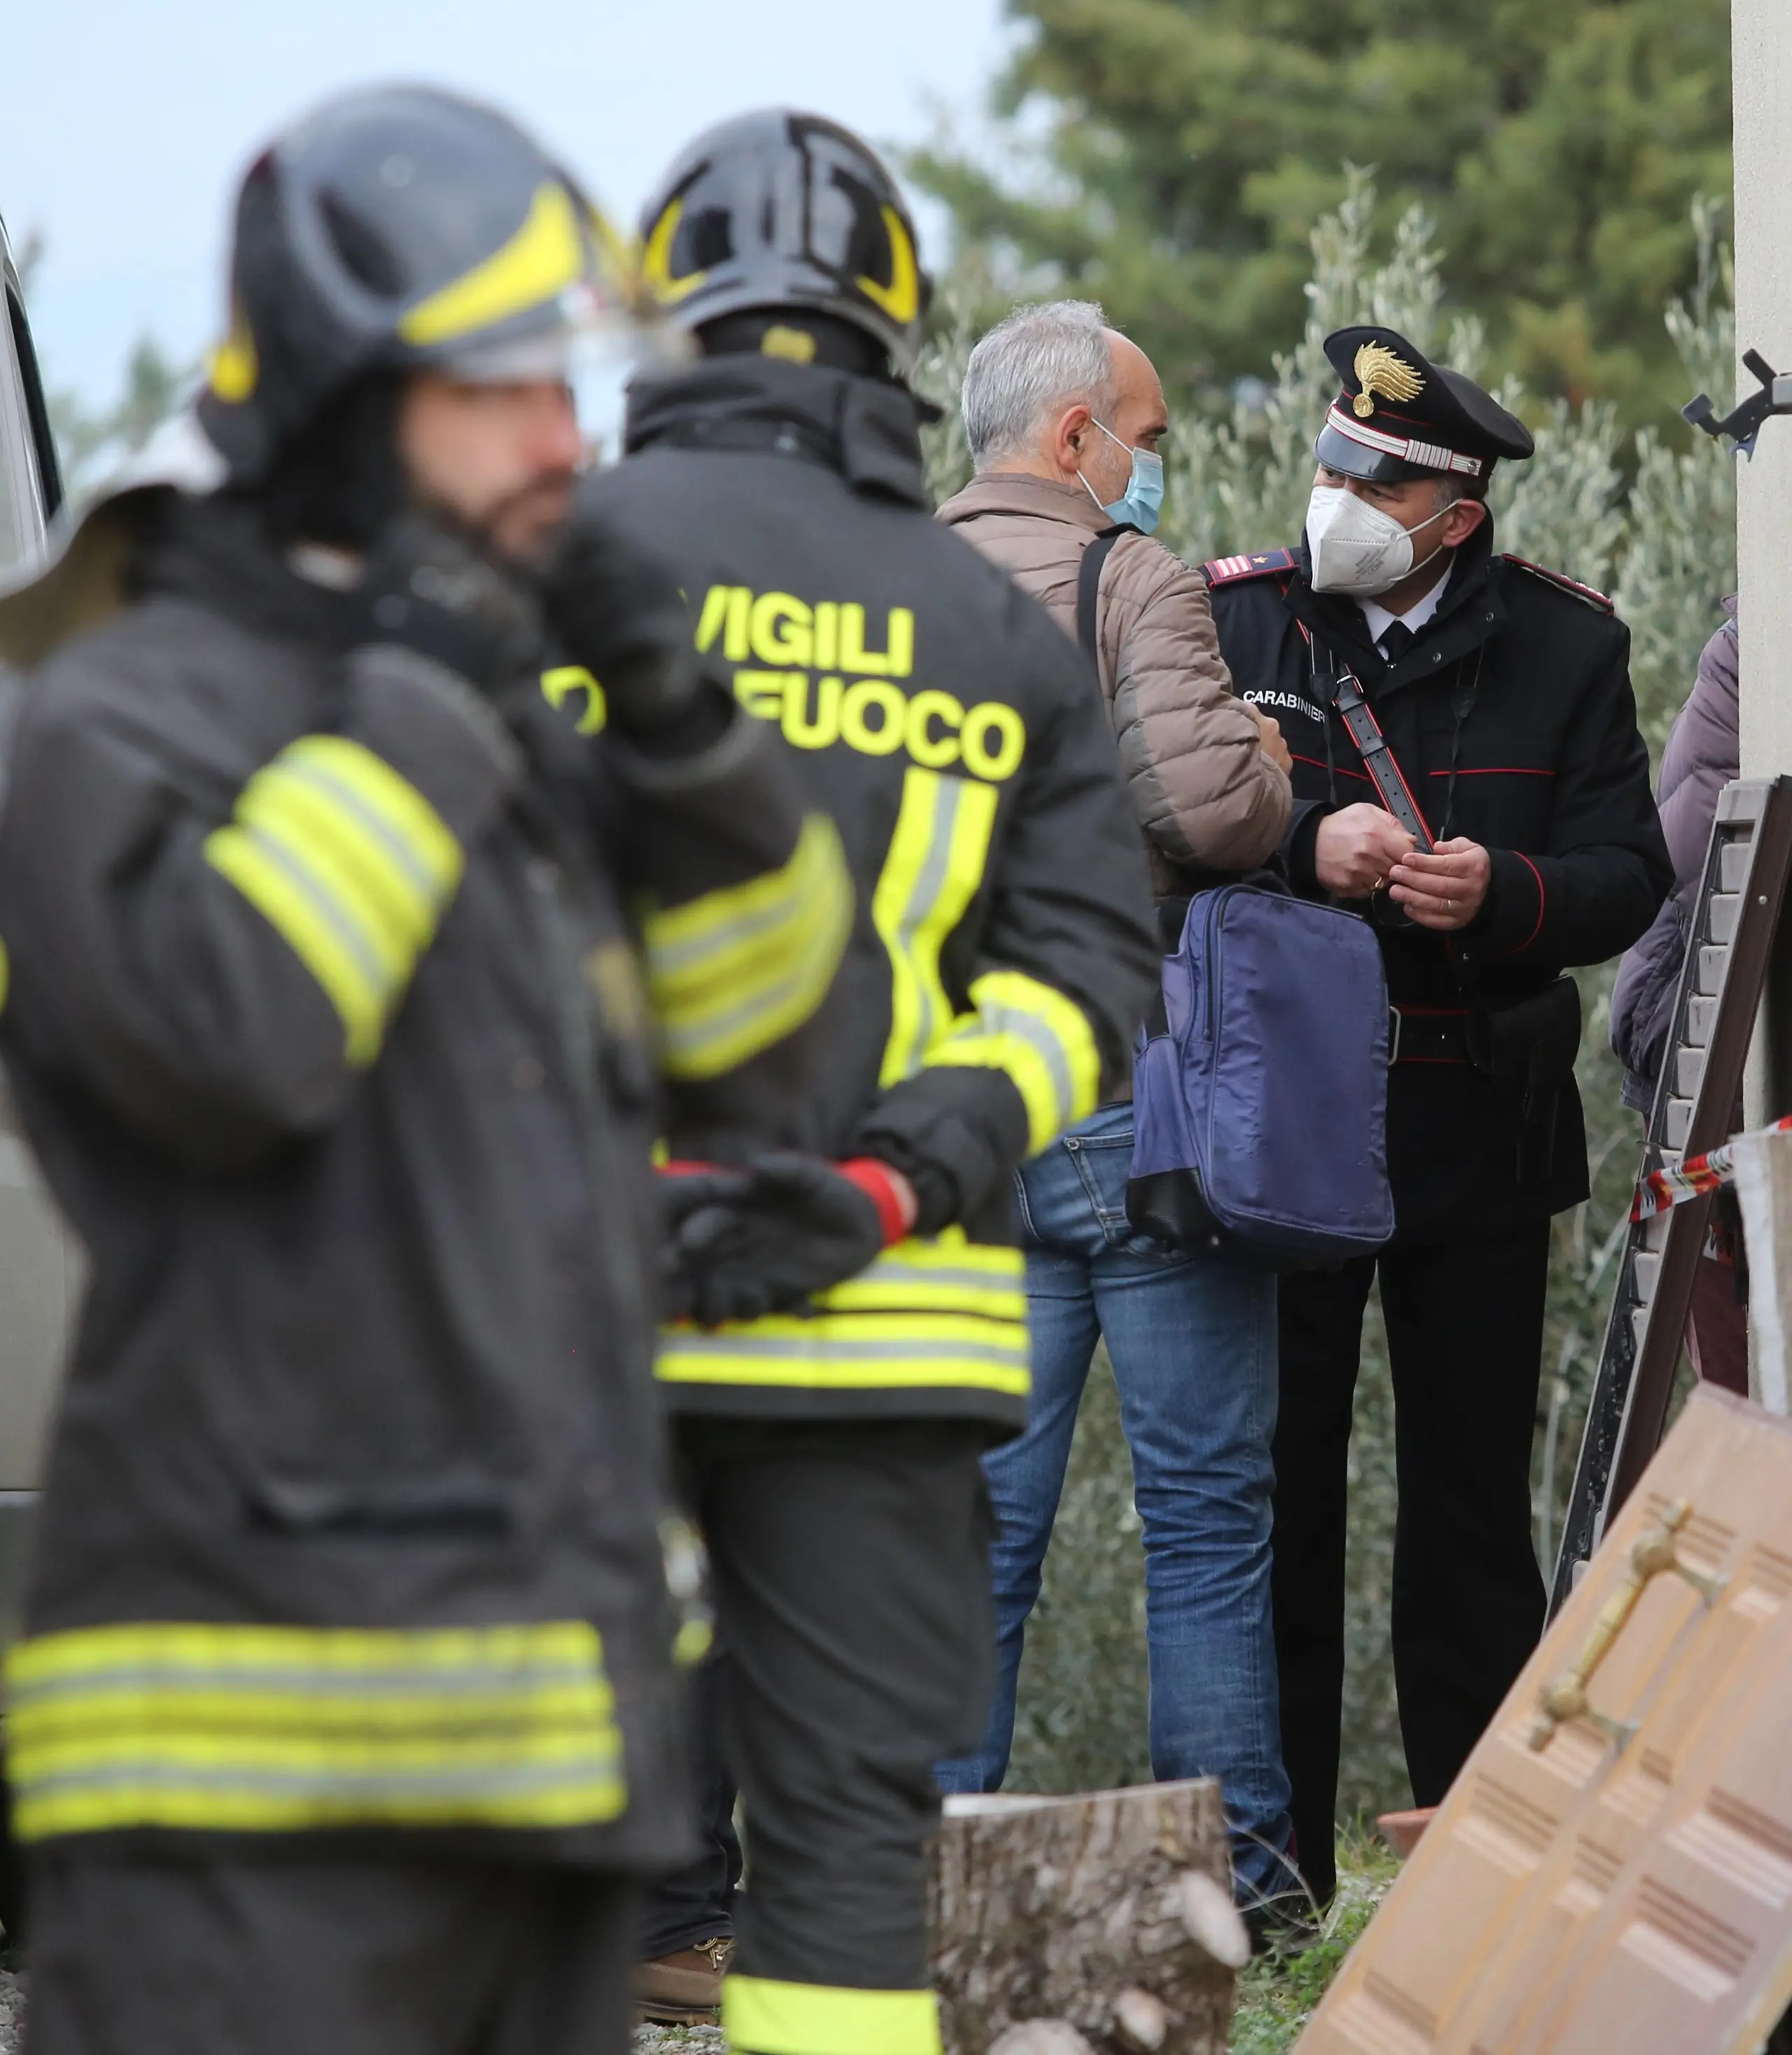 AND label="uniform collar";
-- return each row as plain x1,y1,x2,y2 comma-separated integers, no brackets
134,491,361,653
623,356,931,509
1286,521,1505,696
